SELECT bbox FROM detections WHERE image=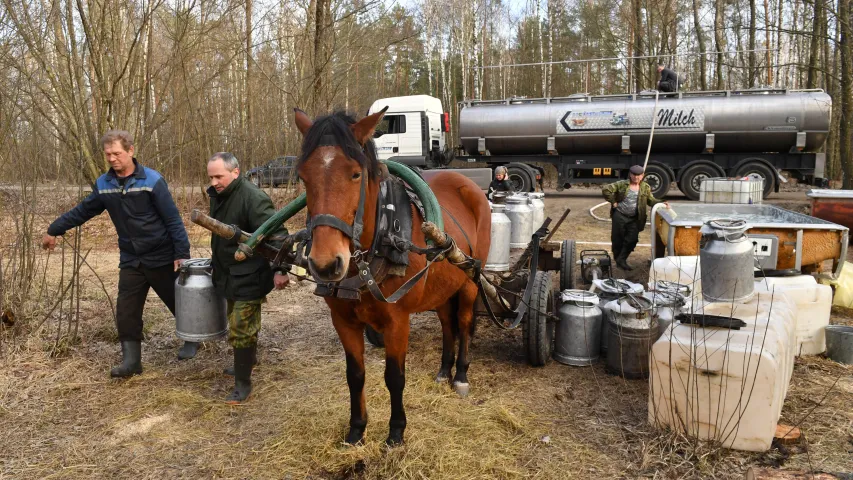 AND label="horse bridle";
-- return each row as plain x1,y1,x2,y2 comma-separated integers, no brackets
305,134,368,252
